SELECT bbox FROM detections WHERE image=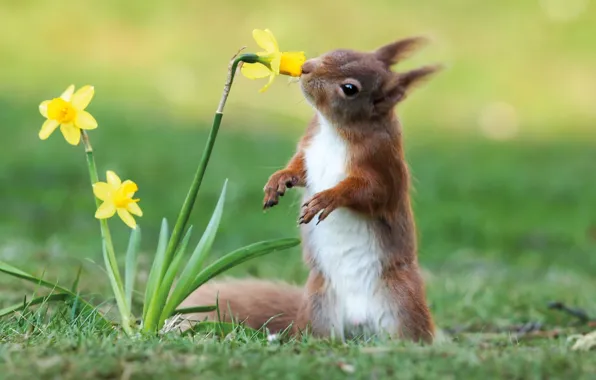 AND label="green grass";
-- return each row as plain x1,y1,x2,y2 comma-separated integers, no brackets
1,92,596,378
